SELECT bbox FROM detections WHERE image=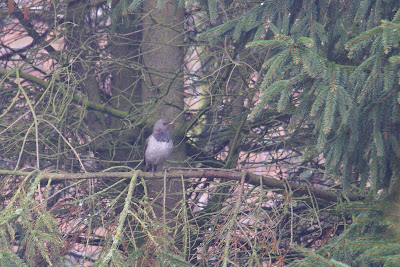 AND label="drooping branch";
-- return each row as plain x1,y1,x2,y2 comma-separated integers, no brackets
0,168,363,203
0,68,129,119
